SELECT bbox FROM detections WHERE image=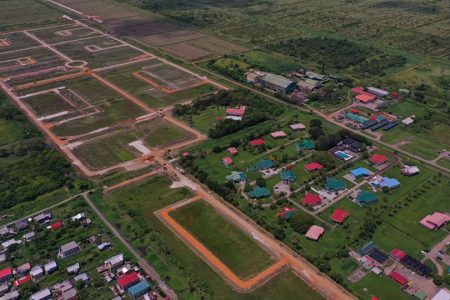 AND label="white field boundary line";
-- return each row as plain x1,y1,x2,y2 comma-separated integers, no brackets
0,45,44,56
50,34,105,46
1,23,70,35
23,31,73,62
